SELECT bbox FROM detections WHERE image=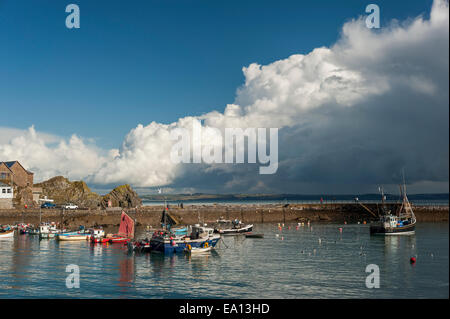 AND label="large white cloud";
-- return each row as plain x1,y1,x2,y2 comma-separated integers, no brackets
1,0,448,193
